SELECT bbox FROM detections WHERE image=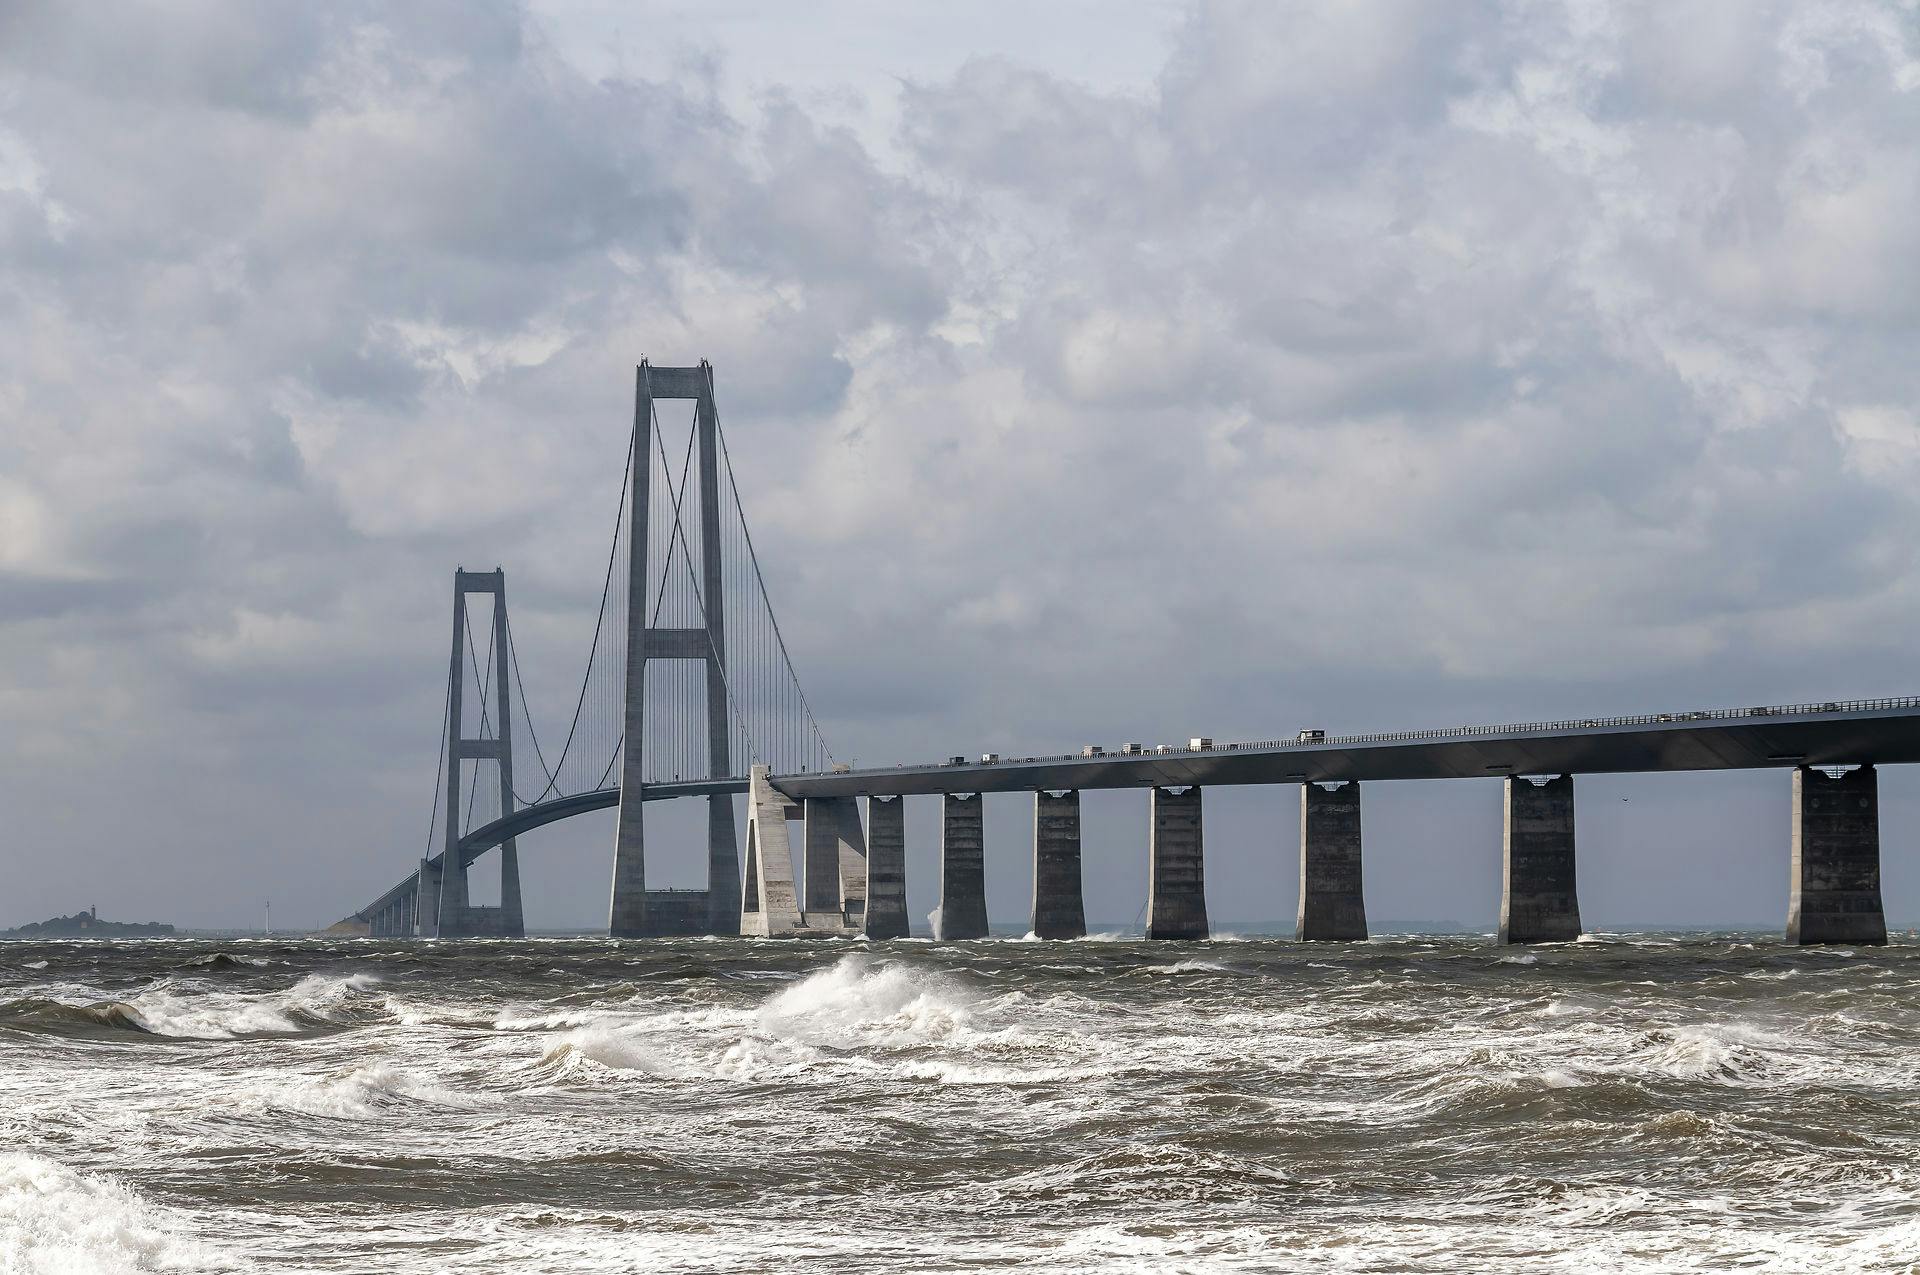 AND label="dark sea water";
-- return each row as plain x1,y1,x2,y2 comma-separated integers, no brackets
3,934,1918,1272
